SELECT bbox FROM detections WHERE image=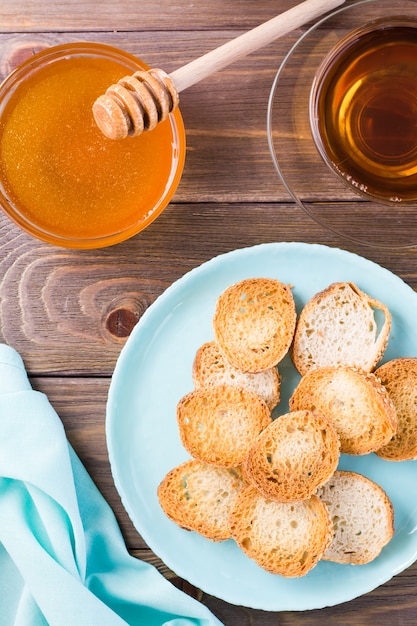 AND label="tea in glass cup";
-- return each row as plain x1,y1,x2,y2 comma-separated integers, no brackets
310,18,417,204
